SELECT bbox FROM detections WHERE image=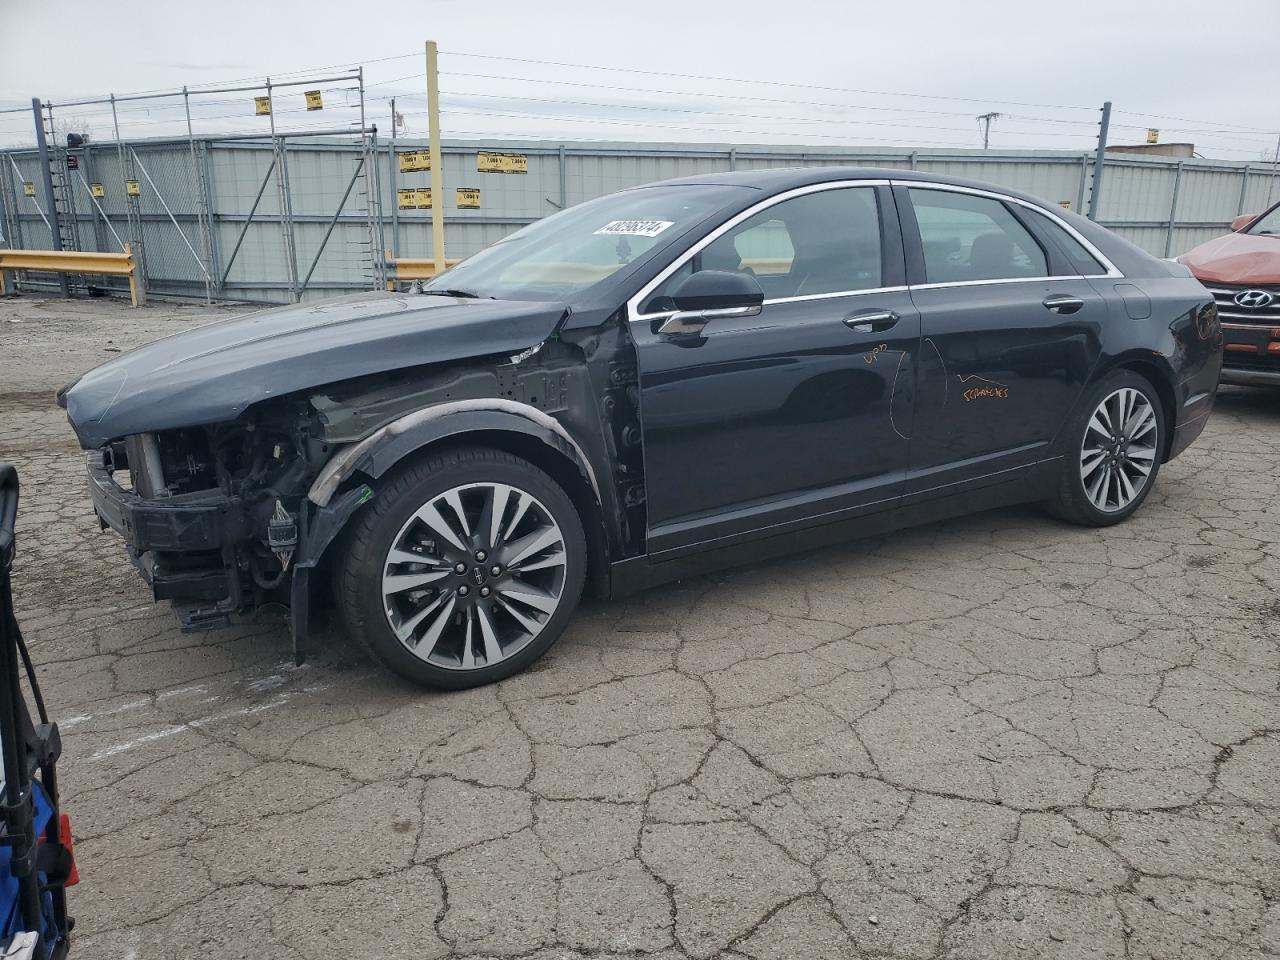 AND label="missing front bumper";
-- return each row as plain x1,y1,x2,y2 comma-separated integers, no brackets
86,450,247,552
87,449,246,616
